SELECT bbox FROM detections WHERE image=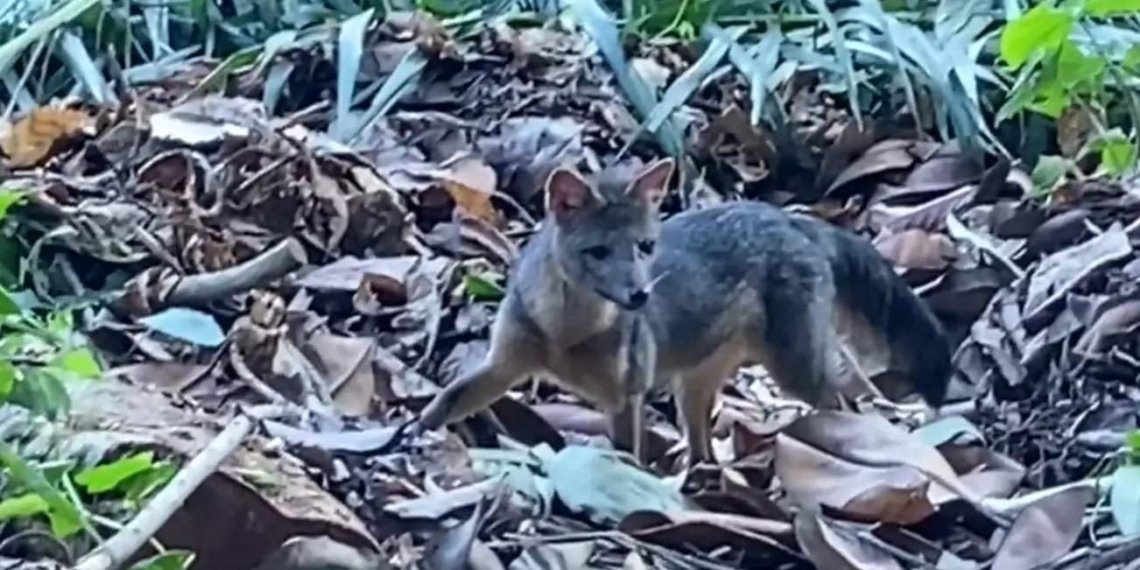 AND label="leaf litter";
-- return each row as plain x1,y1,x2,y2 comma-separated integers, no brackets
3,6,1140,570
